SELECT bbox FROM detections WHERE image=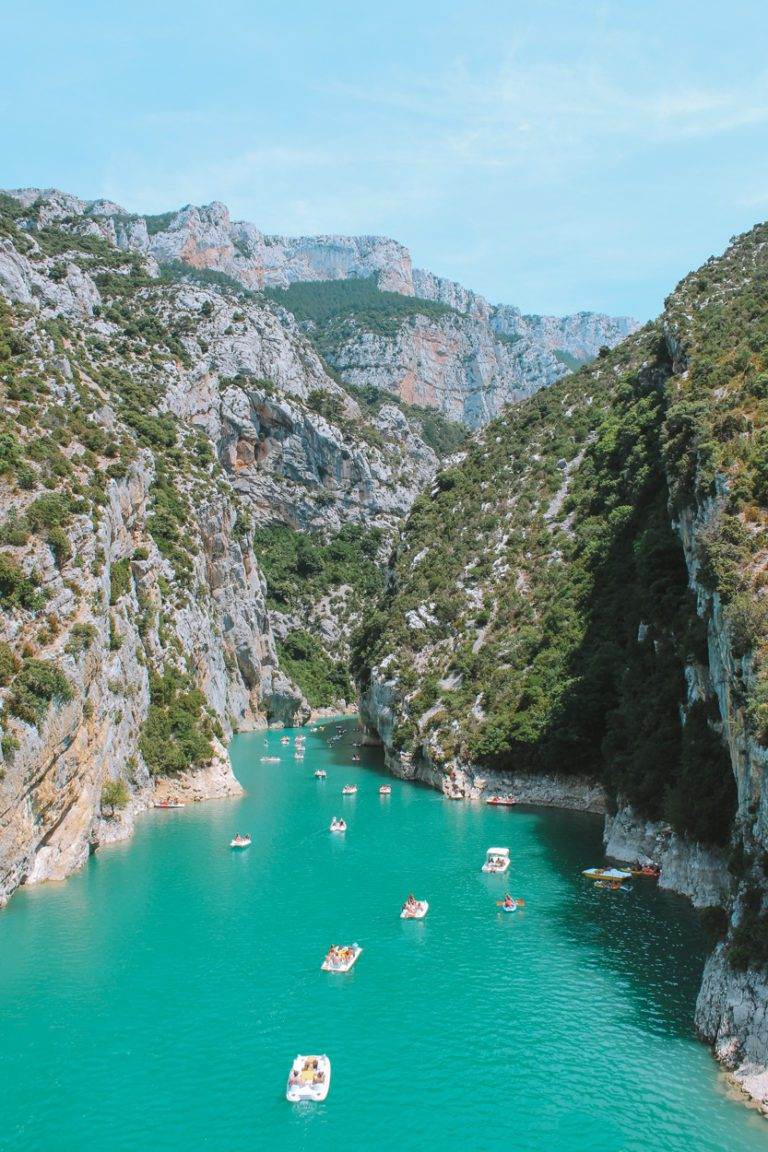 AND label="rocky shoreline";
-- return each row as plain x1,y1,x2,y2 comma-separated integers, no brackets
360,700,768,1116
